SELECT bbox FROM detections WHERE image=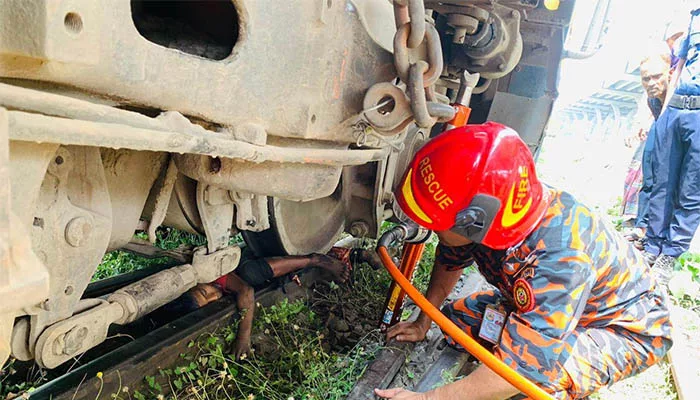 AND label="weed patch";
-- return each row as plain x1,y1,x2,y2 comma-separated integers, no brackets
136,236,442,399
142,296,384,400
93,228,206,281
